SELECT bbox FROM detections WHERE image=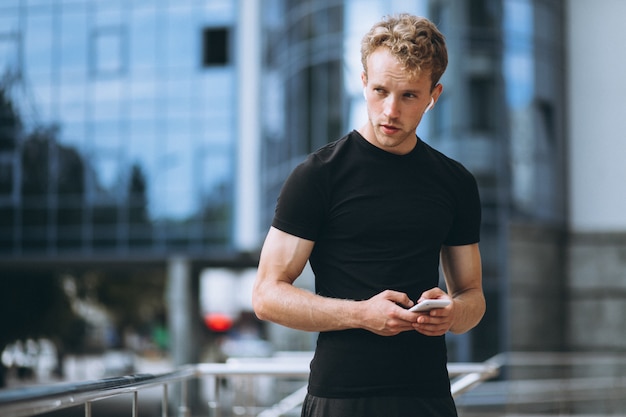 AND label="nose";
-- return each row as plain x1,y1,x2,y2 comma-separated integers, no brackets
382,95,400,119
